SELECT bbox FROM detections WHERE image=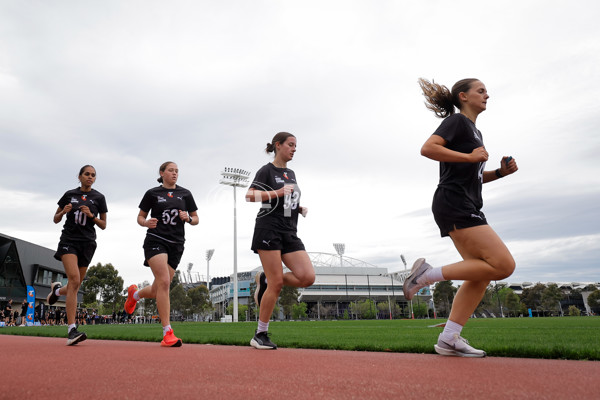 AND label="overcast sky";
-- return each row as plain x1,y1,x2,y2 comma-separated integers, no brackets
1,1,599,288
